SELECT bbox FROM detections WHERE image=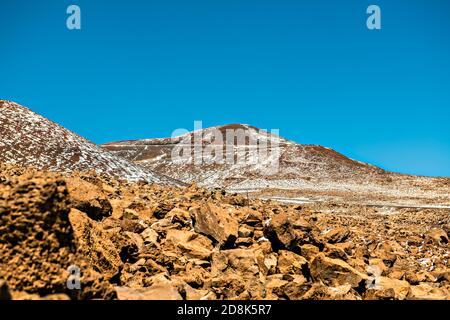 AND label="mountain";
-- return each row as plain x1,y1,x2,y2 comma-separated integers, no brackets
0,100,179,185
102,124,450,206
